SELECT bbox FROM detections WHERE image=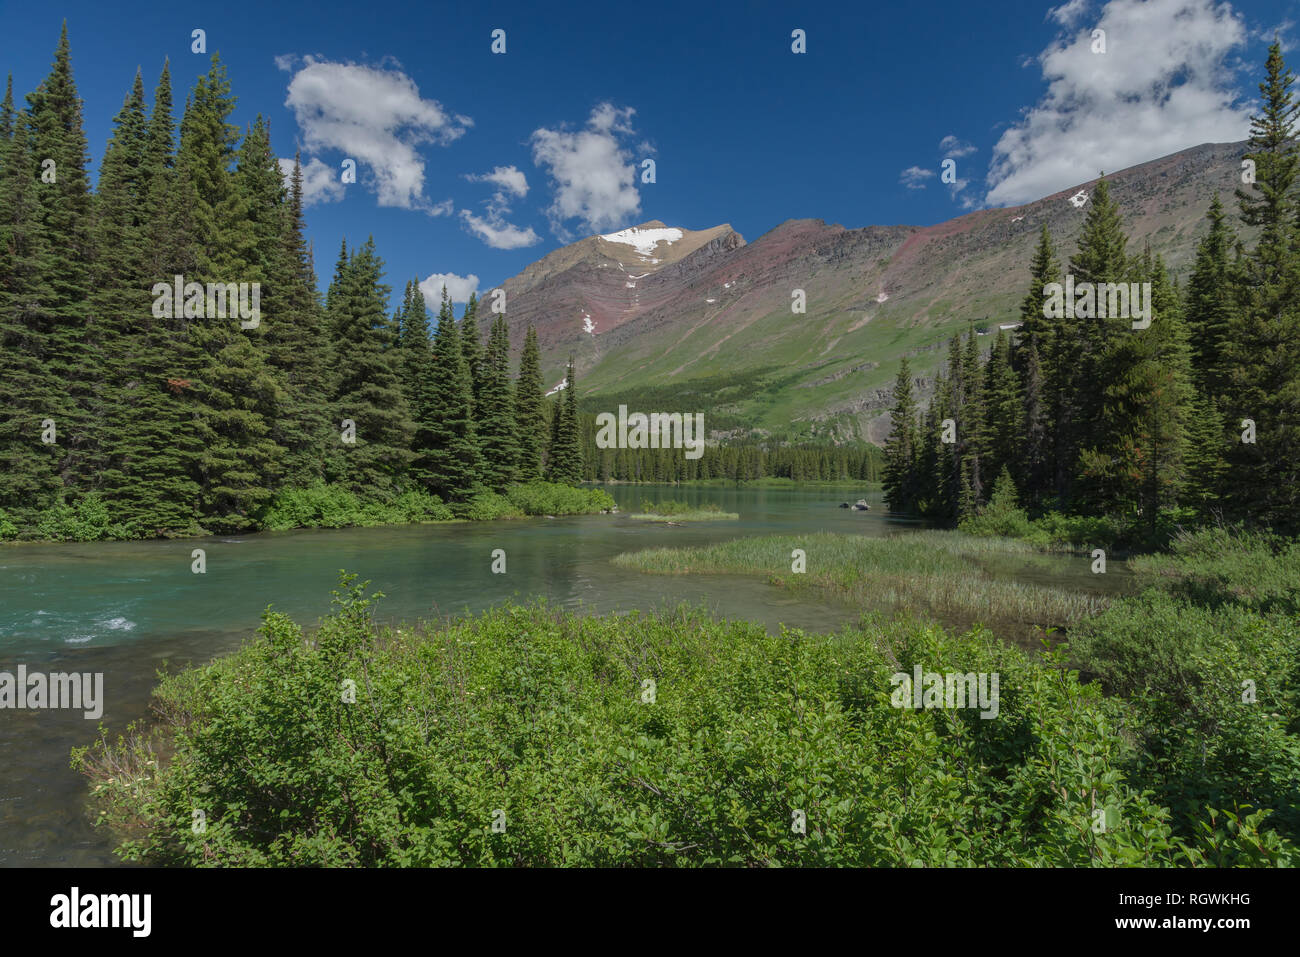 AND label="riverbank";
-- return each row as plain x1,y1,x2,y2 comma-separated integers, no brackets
0,481,617,545
73,552,1297,866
